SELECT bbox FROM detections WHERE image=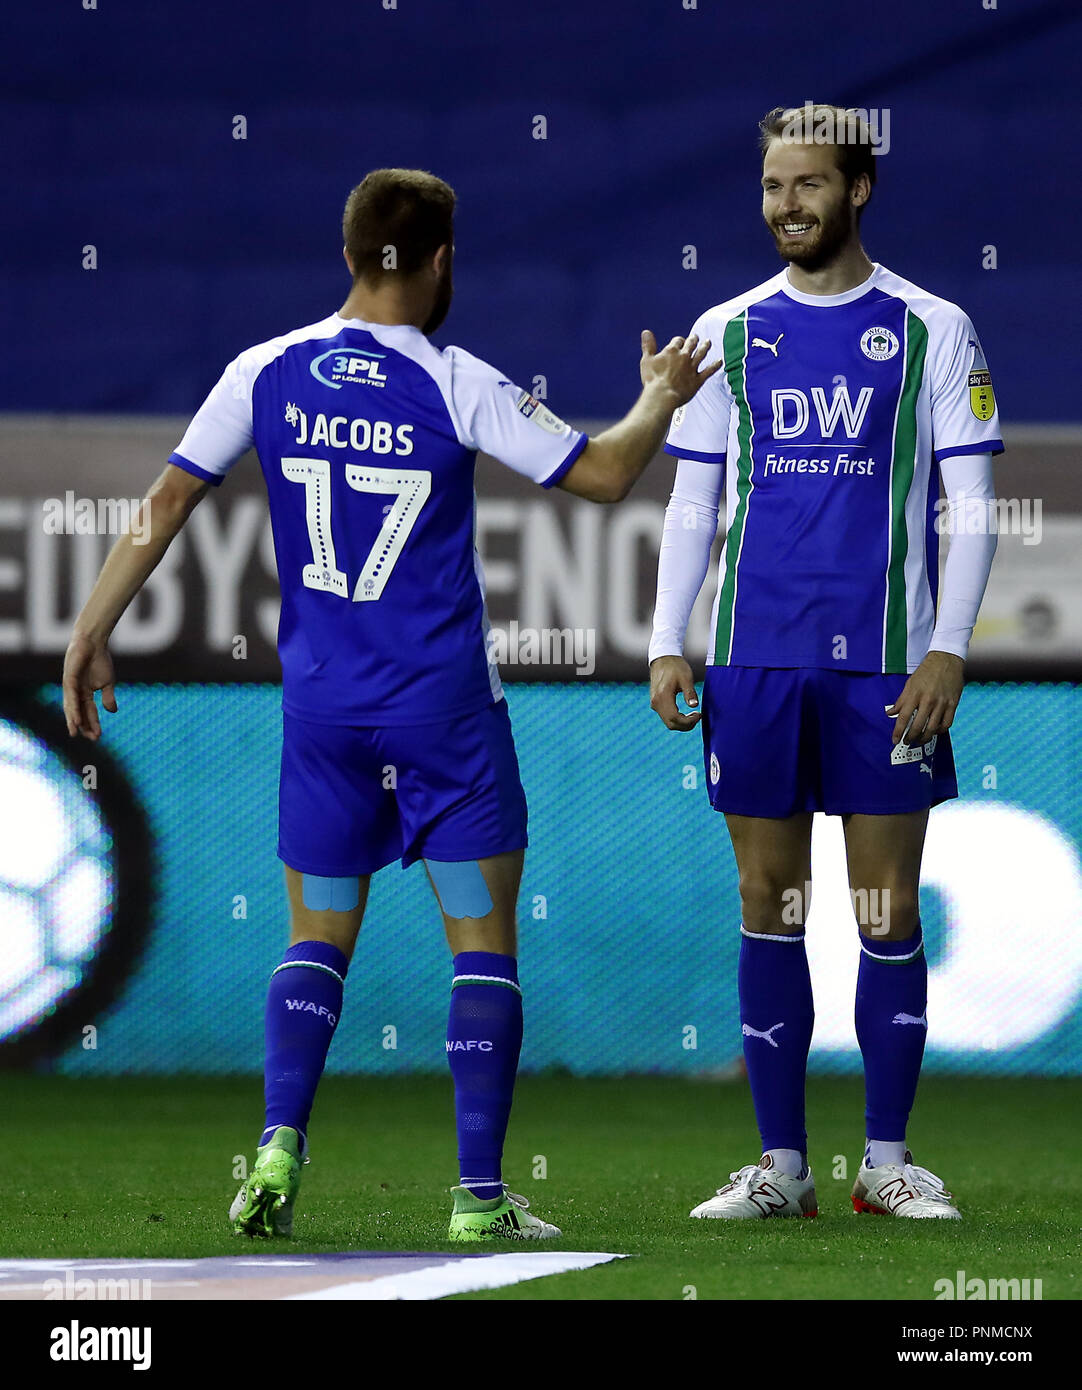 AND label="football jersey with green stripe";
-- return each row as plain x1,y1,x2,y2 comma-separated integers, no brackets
664,264,1003,674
